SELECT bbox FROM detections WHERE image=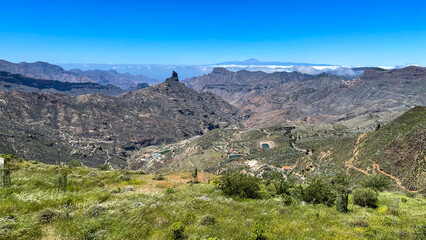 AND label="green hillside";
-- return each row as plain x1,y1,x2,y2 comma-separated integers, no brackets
355,106,425,191
0,160,425,239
